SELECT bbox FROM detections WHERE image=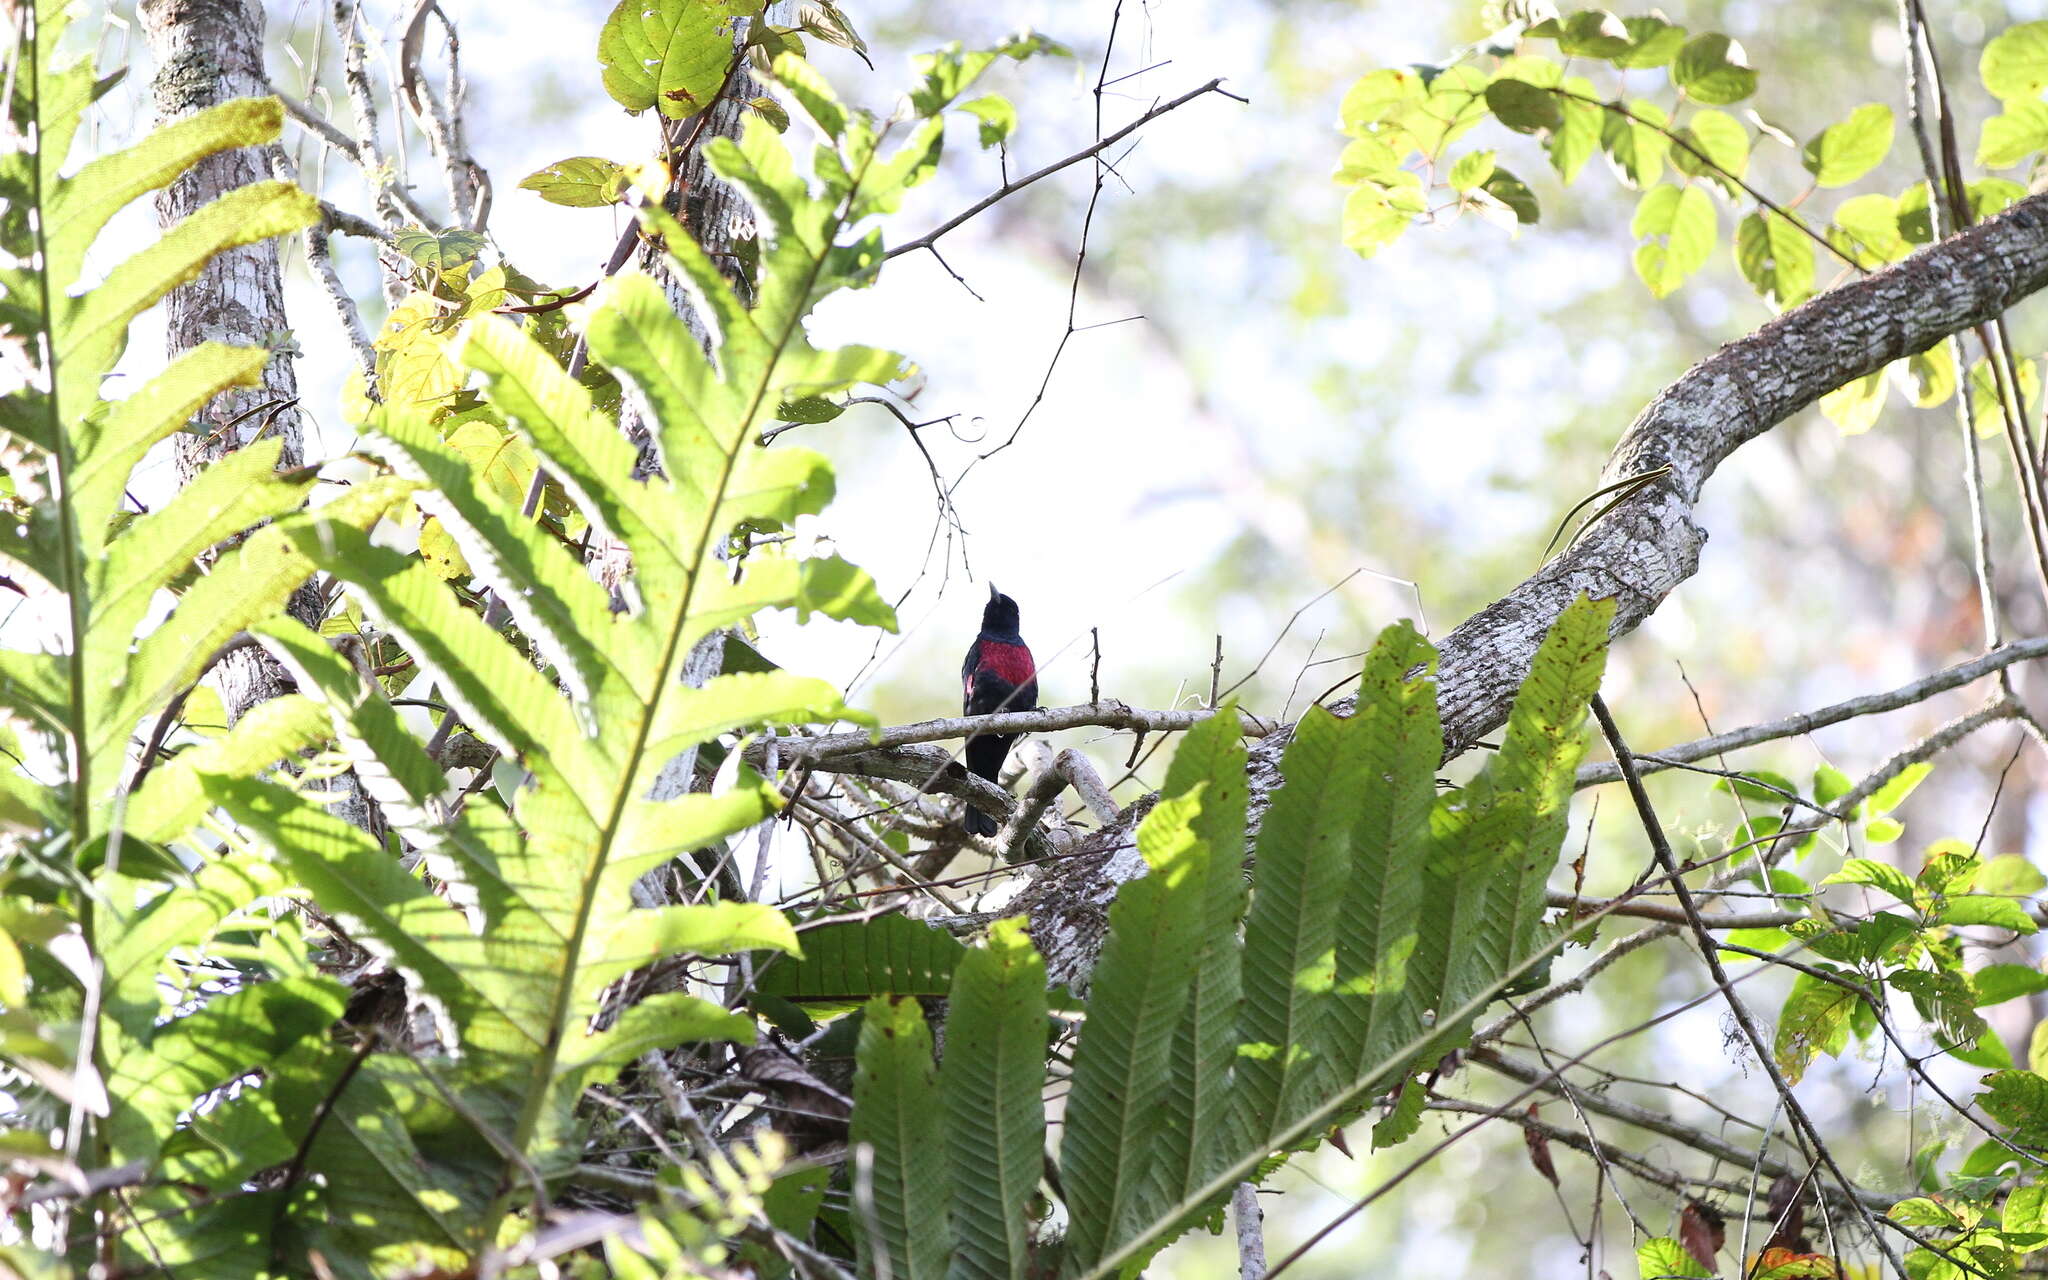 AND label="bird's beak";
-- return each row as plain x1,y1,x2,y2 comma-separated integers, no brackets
989,582,1000,600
